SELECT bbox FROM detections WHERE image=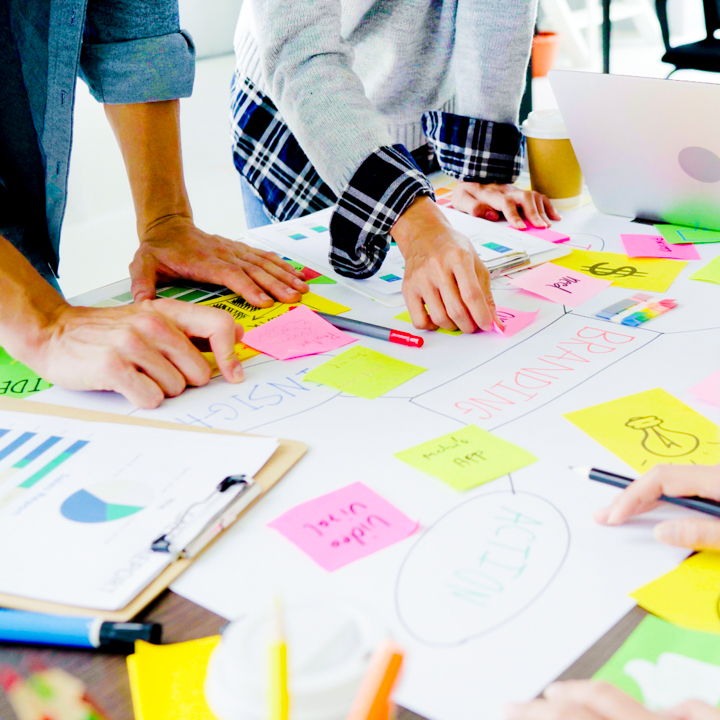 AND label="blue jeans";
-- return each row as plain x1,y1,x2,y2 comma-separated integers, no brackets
241,178,273,229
